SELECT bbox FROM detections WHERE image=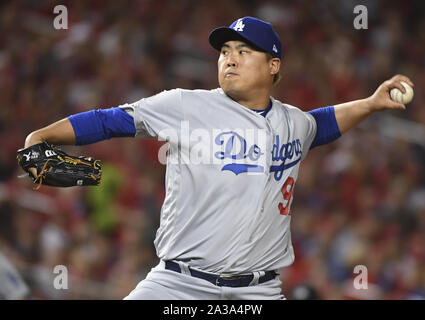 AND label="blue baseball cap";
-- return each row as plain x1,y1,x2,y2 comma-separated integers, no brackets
209,16,282,59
